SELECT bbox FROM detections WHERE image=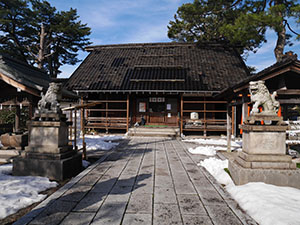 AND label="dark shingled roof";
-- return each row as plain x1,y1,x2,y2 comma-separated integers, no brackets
0,54,50,91
216,51,300,99
65,42,250,93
